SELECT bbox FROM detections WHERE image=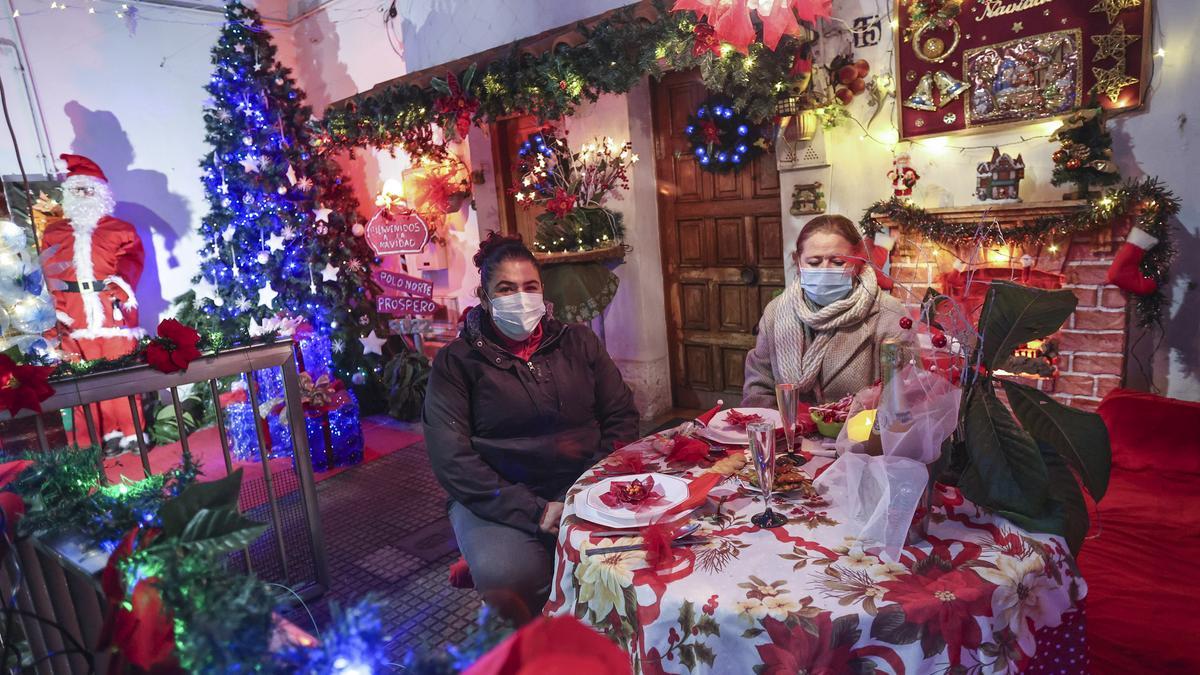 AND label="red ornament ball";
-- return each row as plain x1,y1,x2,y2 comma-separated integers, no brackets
899,317,913,329
1052,149,1067,163
1066,158,1081,170
932,334,948,349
